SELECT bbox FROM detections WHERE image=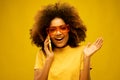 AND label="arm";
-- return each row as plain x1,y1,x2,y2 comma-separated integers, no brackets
34,56,54,80
80,37,103,80
34,36,54,80
80,56,91,80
